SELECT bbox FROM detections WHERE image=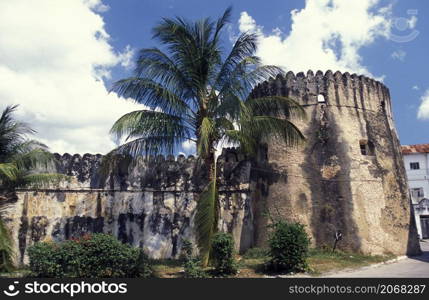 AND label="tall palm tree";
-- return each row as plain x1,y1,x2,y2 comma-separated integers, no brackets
110,7,306,264
0,105,65,271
